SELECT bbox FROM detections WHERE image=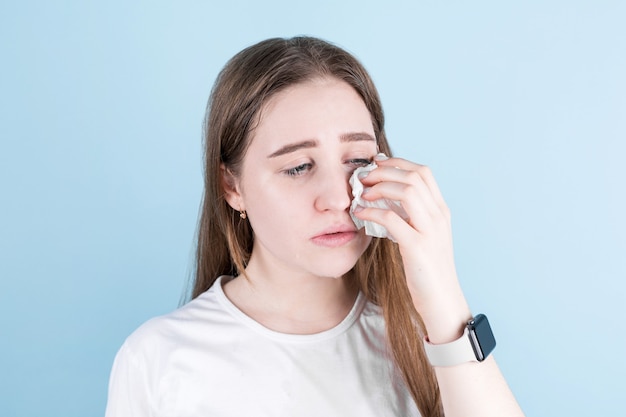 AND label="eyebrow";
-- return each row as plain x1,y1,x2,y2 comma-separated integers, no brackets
340,132,376,143
267,132,376,158
267,140,318,158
